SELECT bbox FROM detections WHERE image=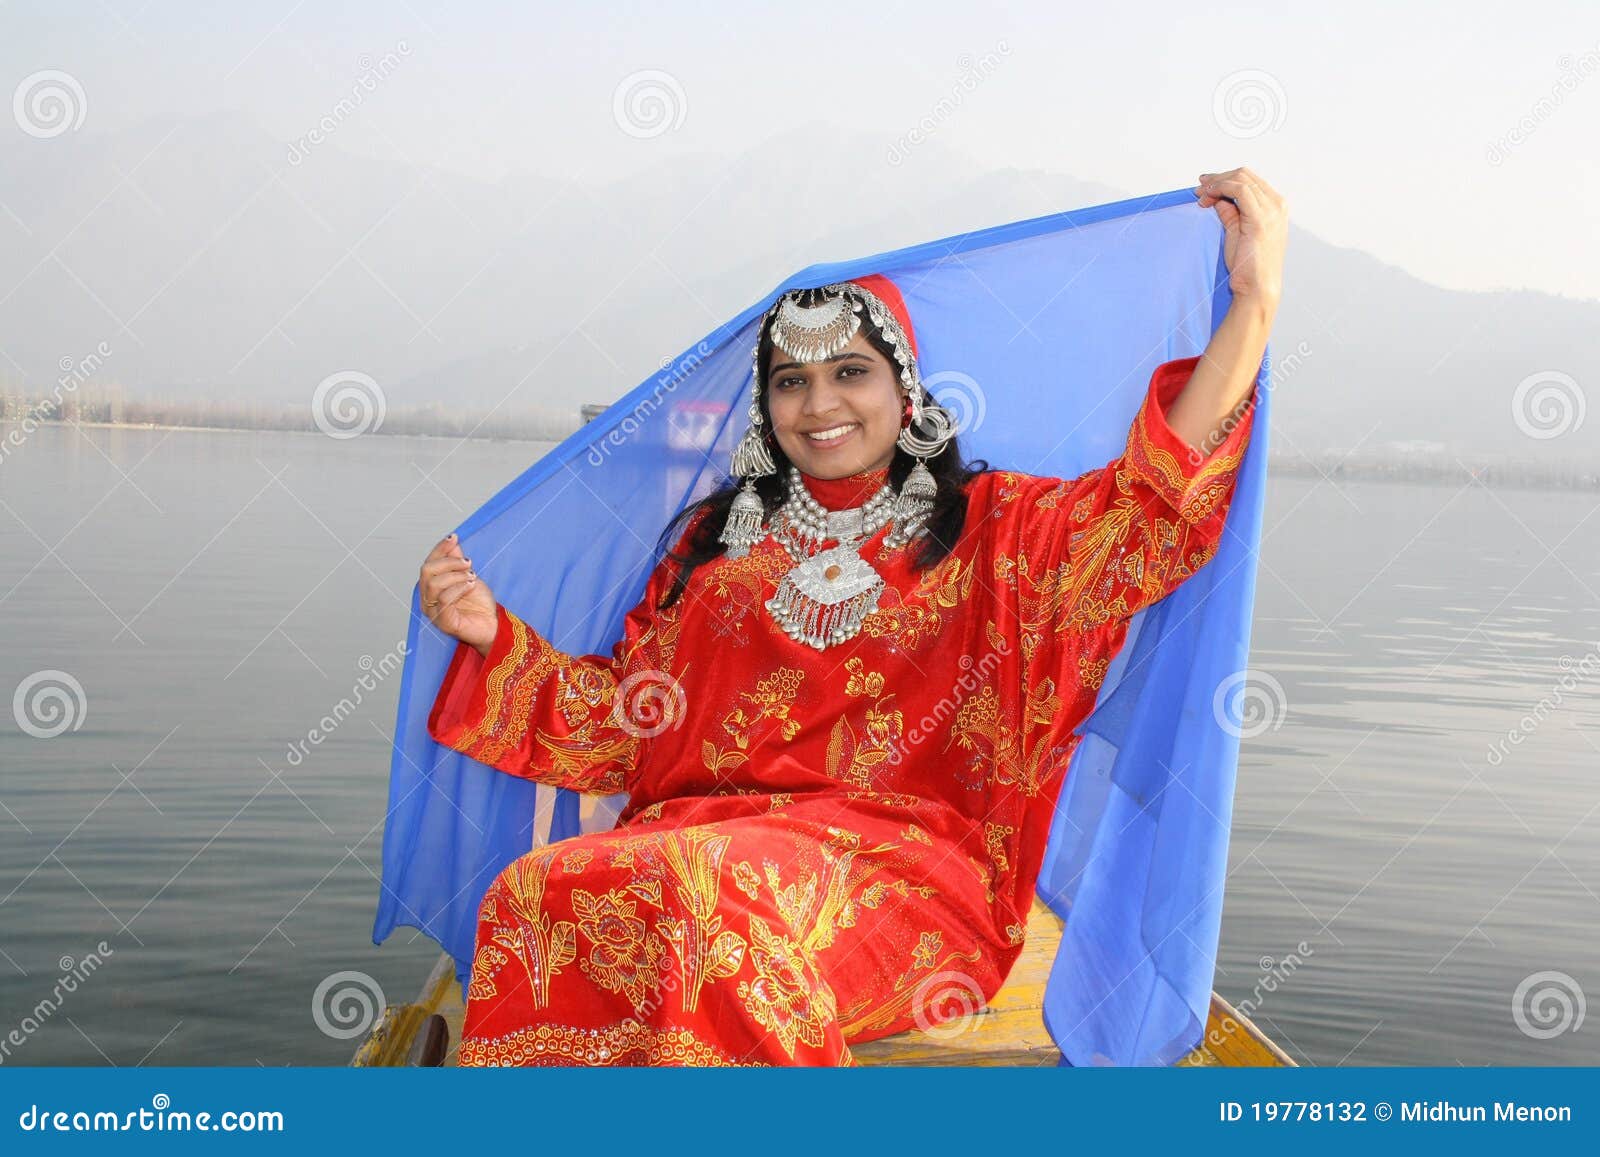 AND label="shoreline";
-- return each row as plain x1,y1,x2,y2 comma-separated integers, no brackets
1,417,567,446
4,418,1596,492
